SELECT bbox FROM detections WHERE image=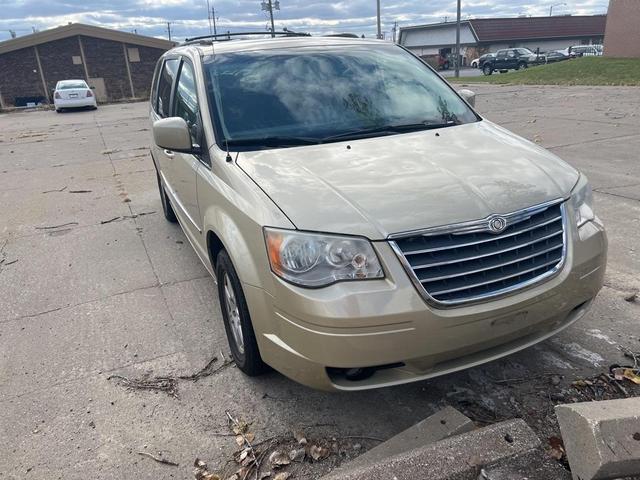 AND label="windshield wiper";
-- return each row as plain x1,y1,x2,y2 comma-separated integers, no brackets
322,120,459,142
225,136,321,148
